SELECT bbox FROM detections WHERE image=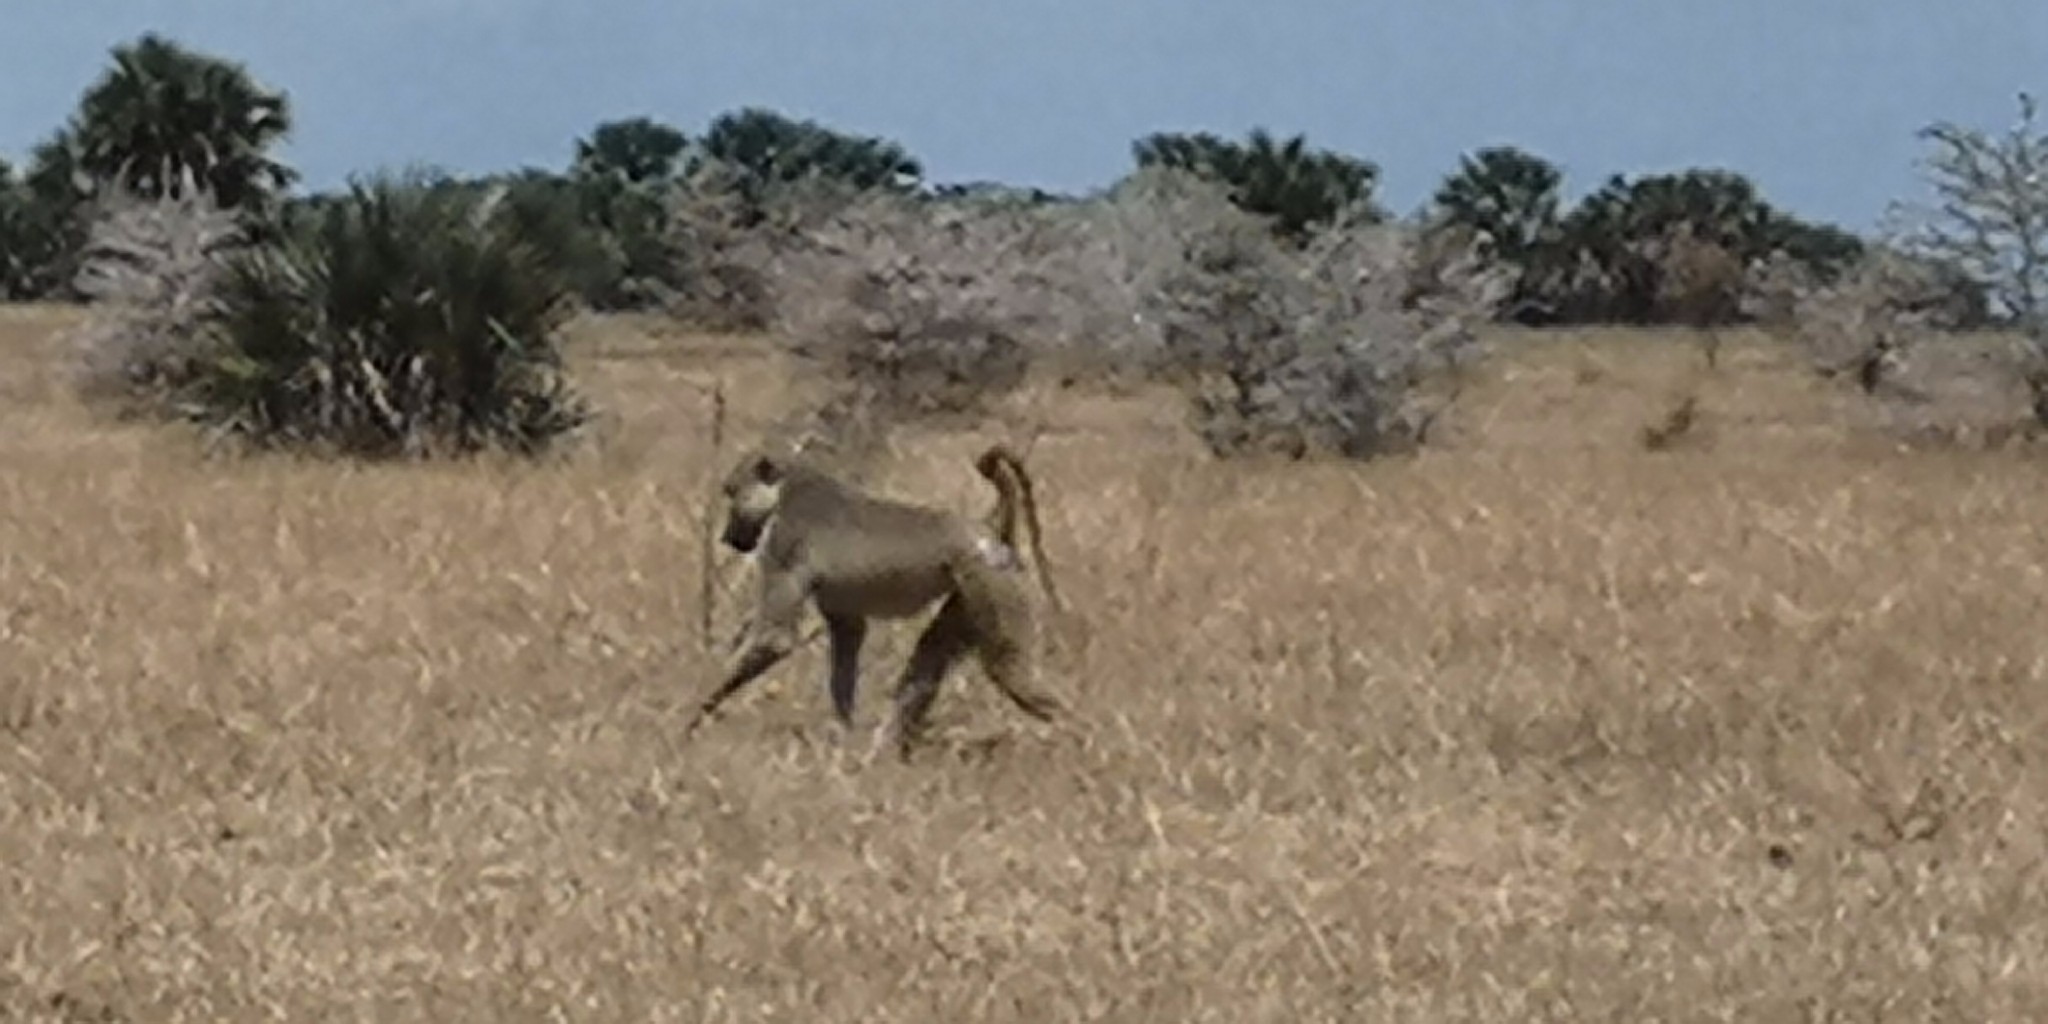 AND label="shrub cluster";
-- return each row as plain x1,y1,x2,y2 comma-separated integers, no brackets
74,172,589,457
1108,171,1507,457
737,166,1507,459
70,178,245,414
26,31,2048,463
